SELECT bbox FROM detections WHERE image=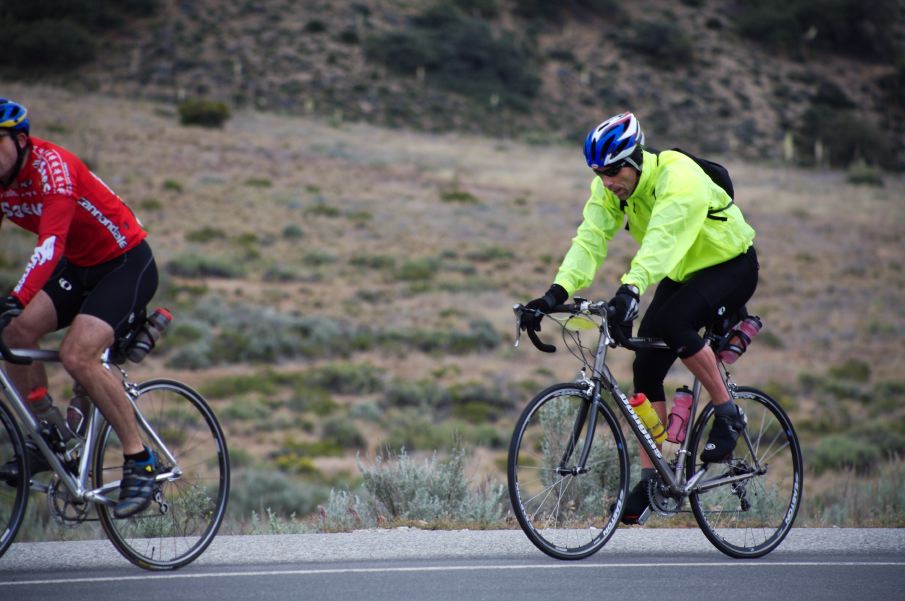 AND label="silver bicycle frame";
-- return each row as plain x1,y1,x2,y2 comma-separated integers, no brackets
0,348,180,506
575,307,762,498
